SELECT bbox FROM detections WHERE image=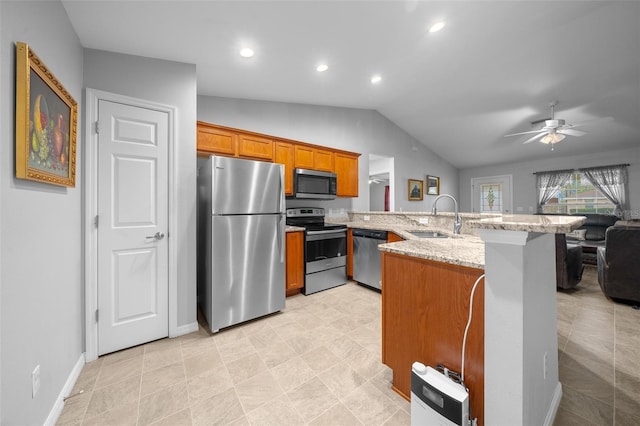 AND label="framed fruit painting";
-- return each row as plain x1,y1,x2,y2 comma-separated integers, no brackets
15,42,77,187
